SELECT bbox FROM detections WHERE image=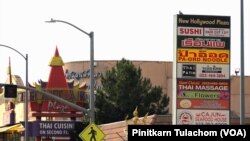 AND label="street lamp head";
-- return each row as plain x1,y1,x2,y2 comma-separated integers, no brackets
45,18,56,23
